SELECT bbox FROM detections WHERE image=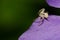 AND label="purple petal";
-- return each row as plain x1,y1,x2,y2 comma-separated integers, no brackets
46,0,60,8
18,15,60,40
